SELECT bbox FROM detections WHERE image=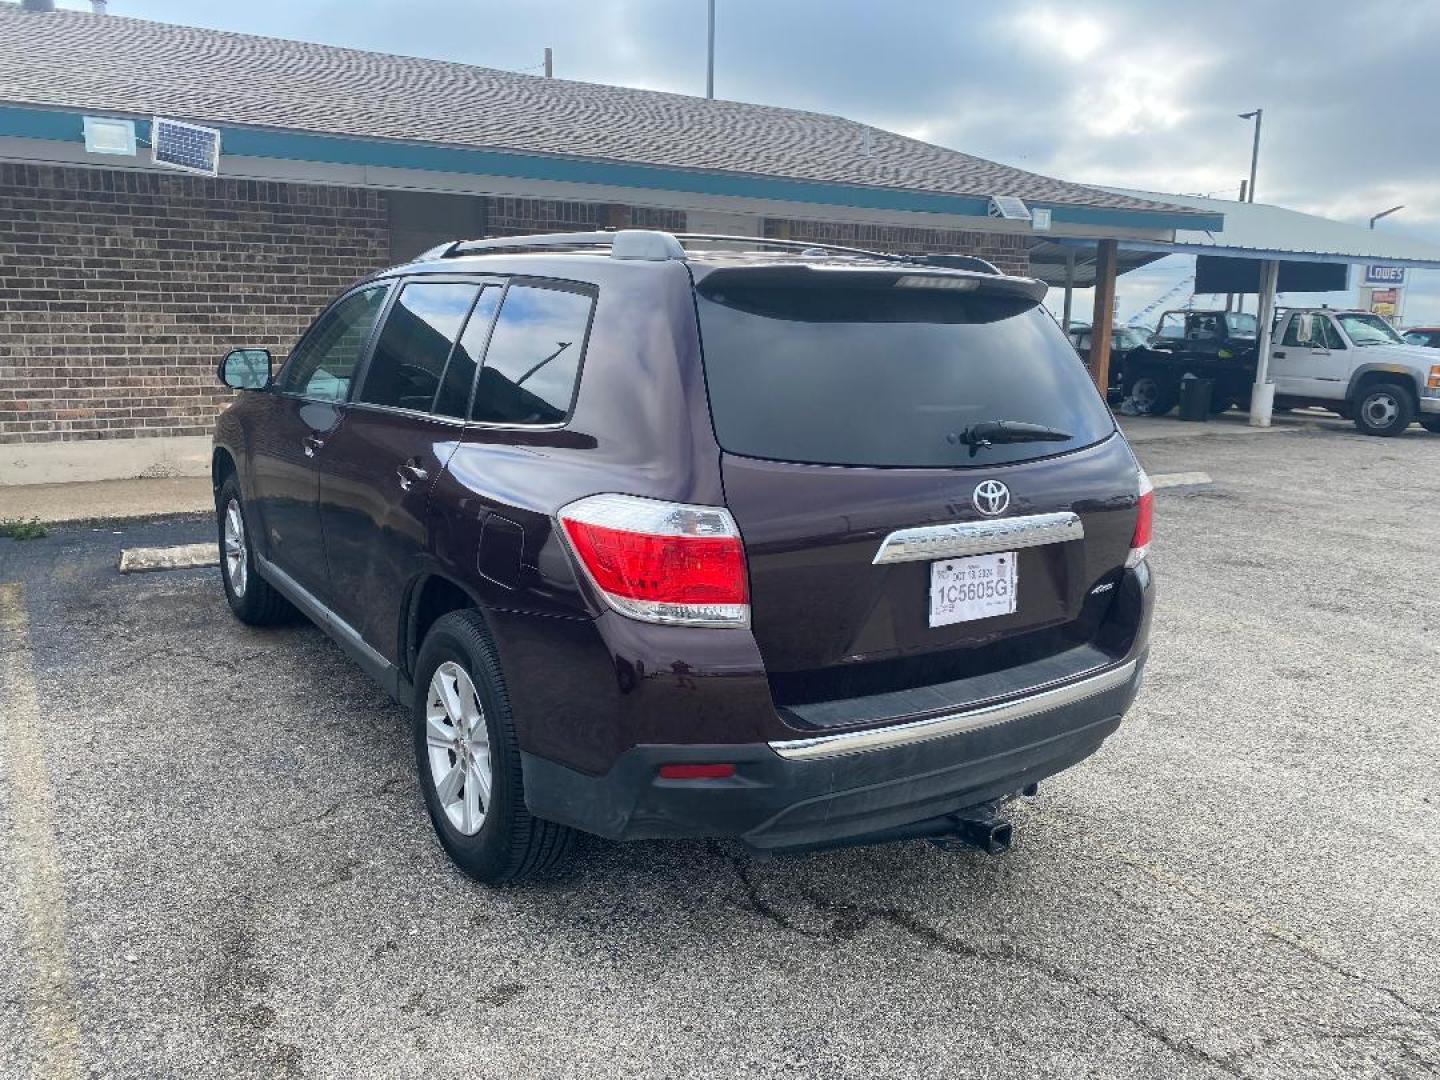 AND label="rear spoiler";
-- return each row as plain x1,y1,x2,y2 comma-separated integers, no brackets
694,263,1048,305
